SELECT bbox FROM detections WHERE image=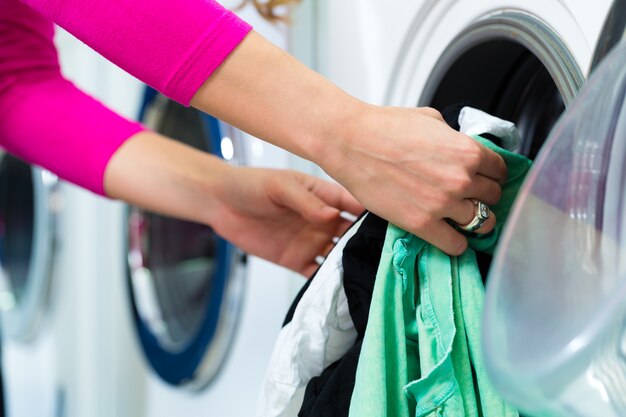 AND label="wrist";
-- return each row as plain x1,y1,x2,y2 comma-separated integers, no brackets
198,158,236,227
105,131,236,228
306,97,371,174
